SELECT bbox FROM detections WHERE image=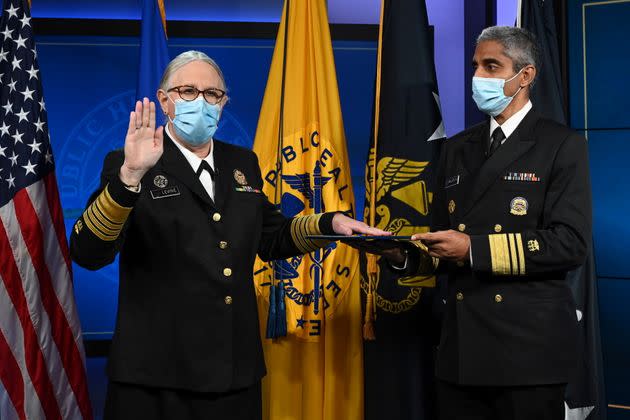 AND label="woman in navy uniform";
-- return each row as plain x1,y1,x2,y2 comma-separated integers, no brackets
380,27,592,420
70,50,386,420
